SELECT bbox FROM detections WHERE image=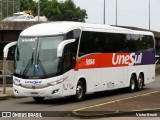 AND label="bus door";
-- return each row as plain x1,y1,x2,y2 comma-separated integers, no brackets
61,42,77,96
